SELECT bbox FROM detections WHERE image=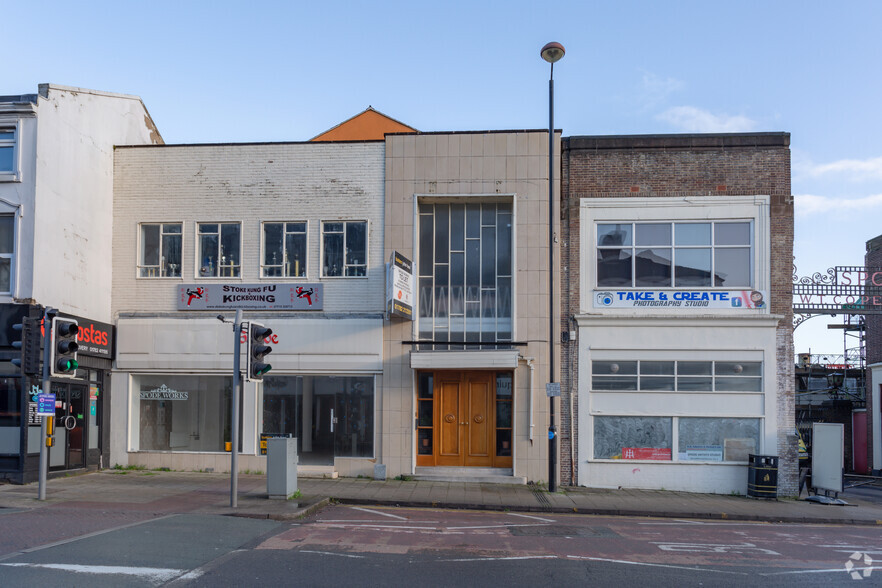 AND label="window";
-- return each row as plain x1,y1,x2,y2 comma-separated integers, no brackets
597,221,752,288
0,127,16,176
0,215,13,293
198,223,240,277
678,418,760,462
139,223,182,278
591,360,762,392
322,221,366,277
262,222,307,277
593,416,672,460
417,202,513,349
